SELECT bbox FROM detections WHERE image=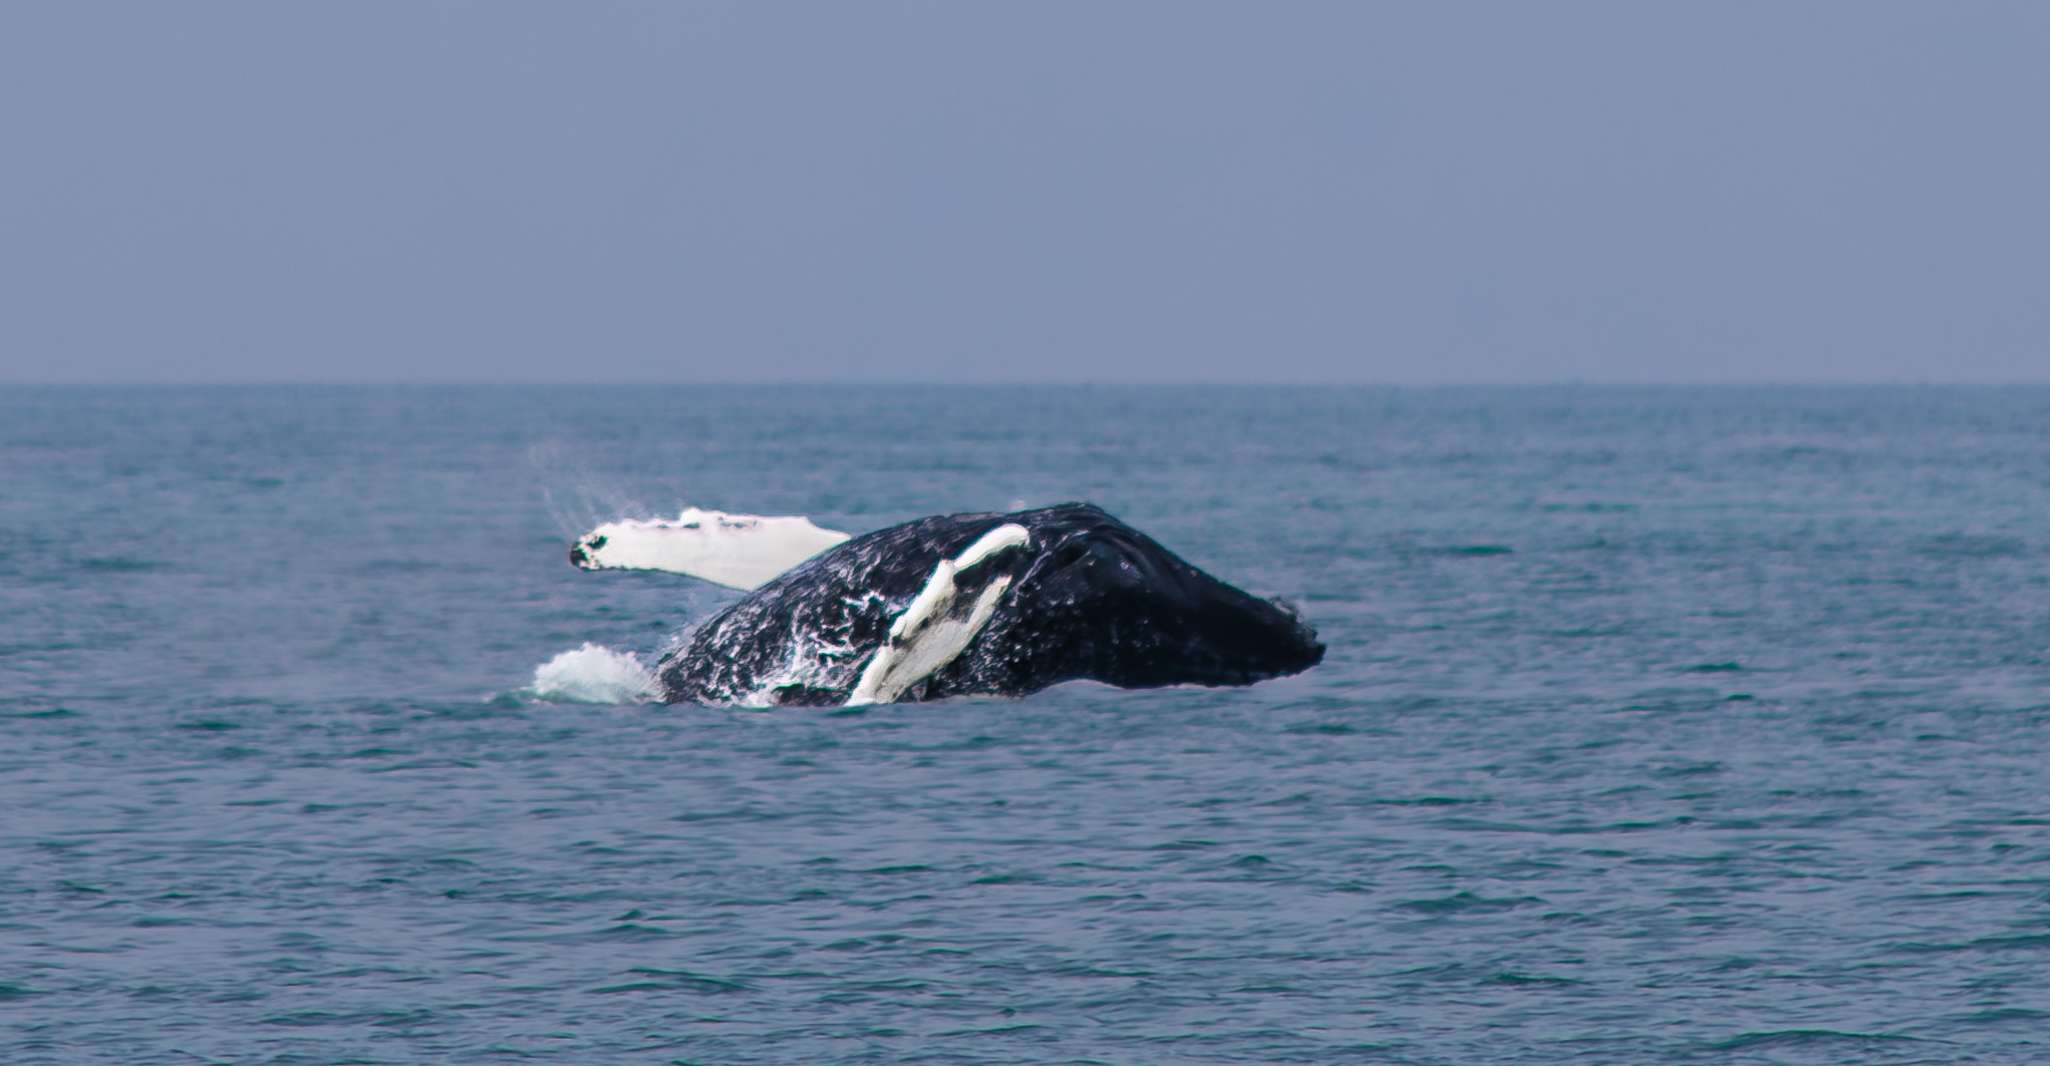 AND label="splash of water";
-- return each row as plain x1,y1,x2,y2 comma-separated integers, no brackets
529,643,657,704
